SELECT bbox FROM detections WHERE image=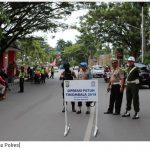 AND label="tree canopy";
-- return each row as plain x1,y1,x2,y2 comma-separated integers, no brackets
77,2,150,59
0,2,88,56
